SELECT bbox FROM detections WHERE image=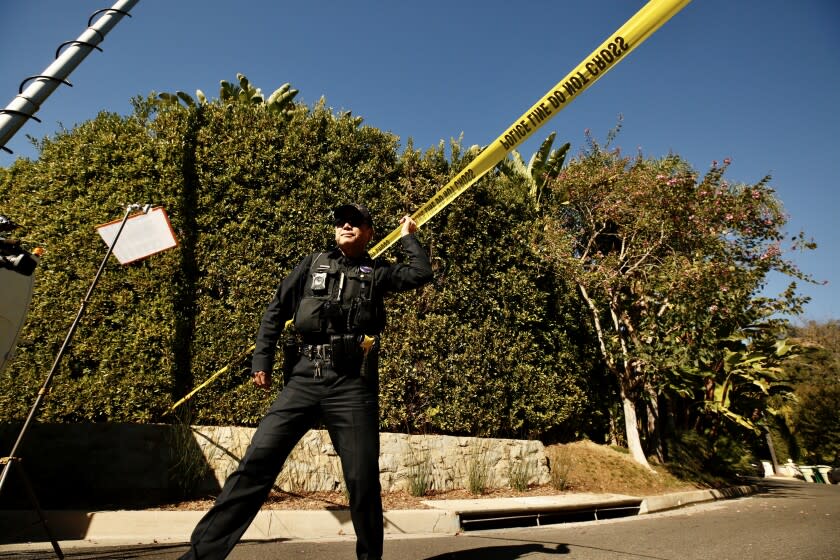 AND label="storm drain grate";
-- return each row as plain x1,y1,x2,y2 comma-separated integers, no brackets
459,503,642,531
